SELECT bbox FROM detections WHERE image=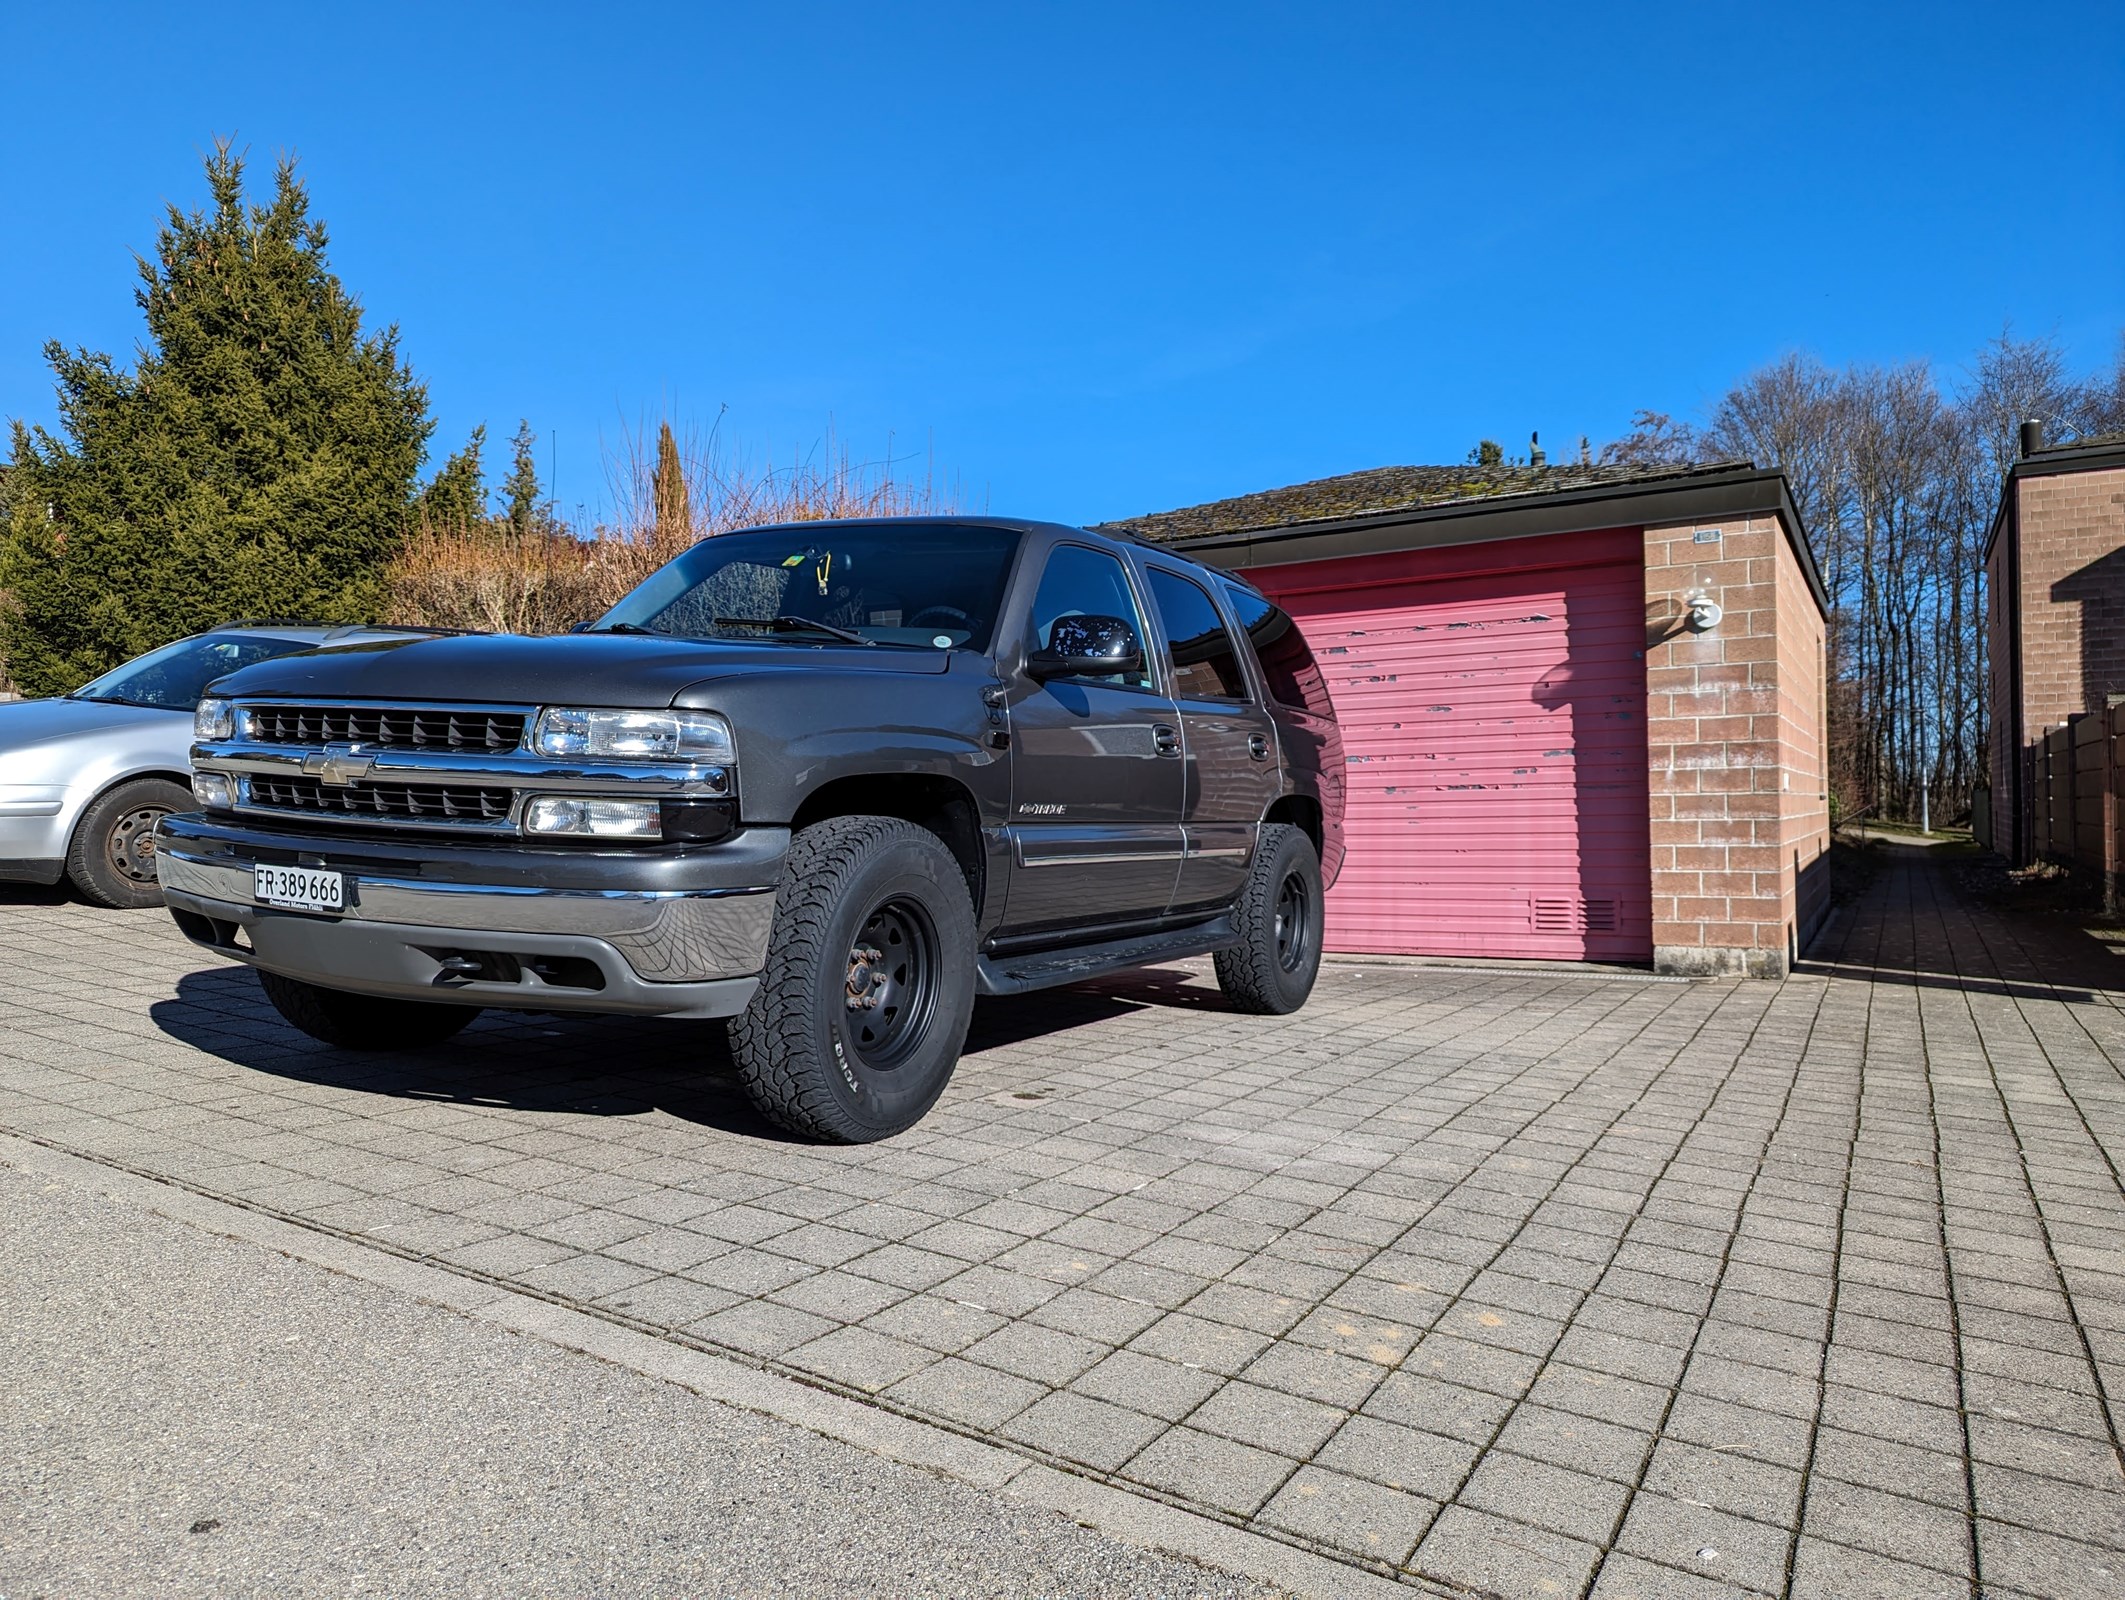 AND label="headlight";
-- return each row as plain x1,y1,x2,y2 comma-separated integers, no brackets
523,796,663,839
192,771,236,809
533,707,735,768
195,698,234,741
